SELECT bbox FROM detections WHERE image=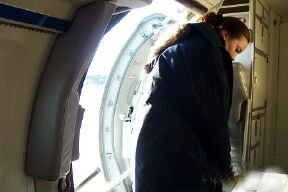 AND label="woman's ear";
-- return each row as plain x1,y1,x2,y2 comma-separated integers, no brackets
220,30,228,40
